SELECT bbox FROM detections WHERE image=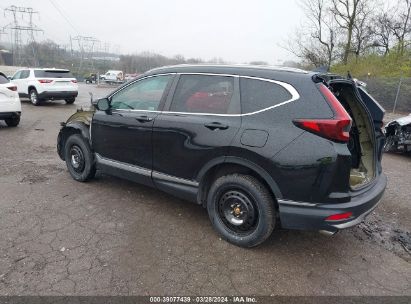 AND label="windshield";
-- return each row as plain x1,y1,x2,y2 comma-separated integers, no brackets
0,73,9,84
